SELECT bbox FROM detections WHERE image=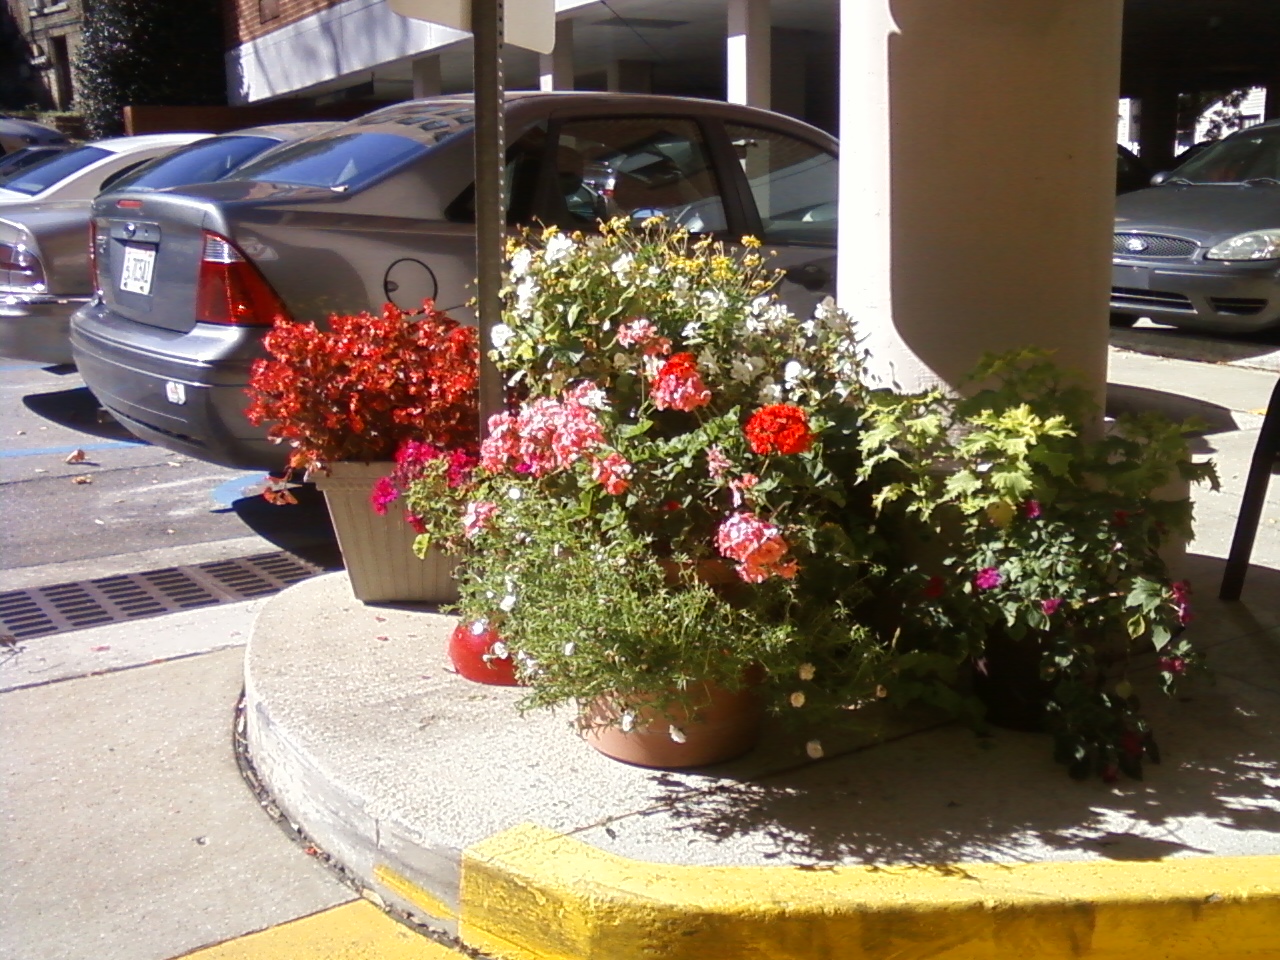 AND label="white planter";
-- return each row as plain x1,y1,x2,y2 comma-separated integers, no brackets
308,461,459,604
